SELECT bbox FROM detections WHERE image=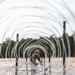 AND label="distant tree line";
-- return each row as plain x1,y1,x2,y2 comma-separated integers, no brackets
0,33,75,58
